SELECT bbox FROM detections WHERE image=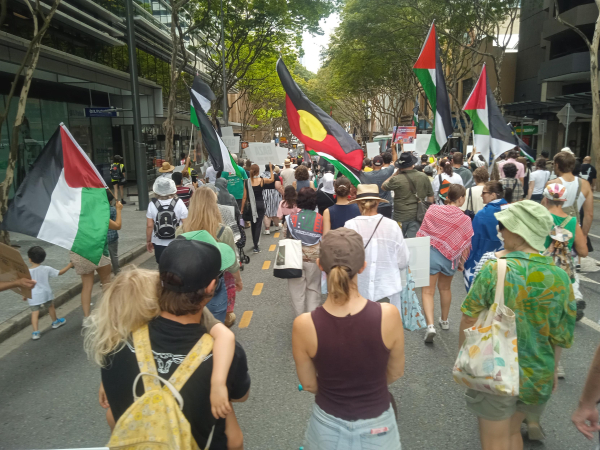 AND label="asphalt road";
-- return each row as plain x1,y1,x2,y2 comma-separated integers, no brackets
3,208,600,450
